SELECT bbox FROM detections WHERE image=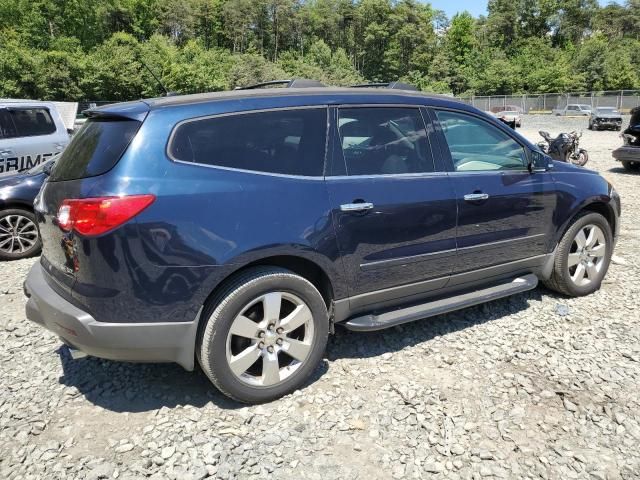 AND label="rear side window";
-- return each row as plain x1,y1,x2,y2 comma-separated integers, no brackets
50,119,141,181
169,108,328,176
336,107,434,176
0,108,56,138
